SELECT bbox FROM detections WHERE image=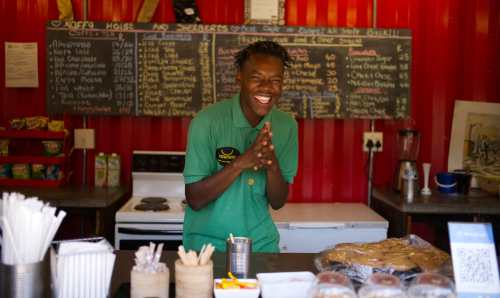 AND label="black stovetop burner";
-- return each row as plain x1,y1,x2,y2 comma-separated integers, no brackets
135,197,170,211
141,197,168,204
134,203,170,211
